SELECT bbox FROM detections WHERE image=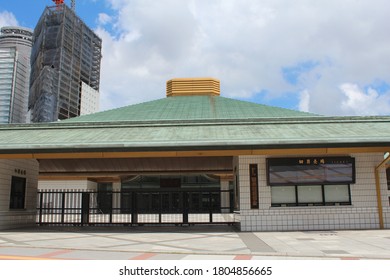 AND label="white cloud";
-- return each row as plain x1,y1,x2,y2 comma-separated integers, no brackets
0,11,18,28
340,83,390,116
97,13,112,26
299,90,310,112
93,0,390,115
